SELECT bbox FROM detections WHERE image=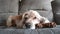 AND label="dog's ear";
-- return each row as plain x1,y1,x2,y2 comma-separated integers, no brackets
22,12,28,19
17,12,28,28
